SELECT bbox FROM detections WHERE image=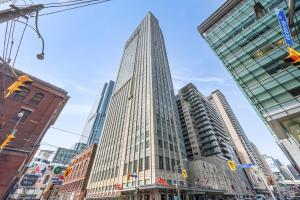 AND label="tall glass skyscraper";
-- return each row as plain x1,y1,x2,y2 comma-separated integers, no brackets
86,13,186,199
80,80,115,145
198,0,300,172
